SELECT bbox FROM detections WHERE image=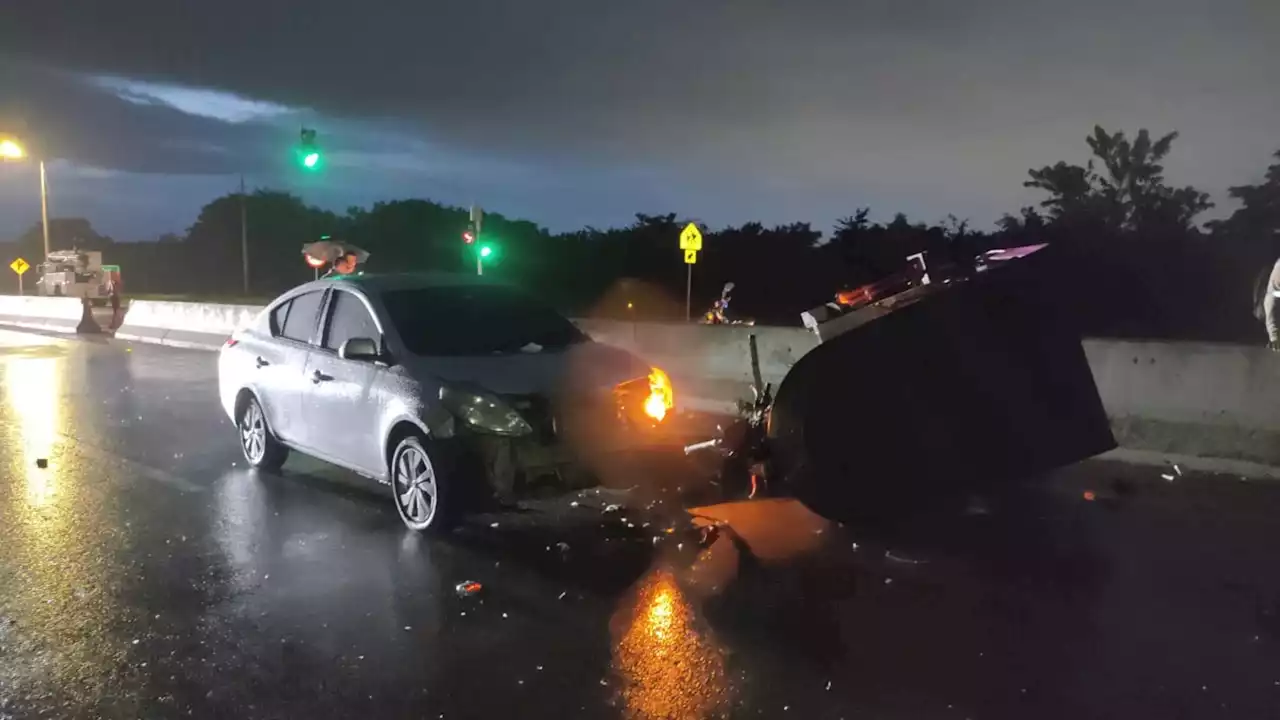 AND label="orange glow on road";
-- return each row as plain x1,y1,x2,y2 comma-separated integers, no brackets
611,570,730,719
